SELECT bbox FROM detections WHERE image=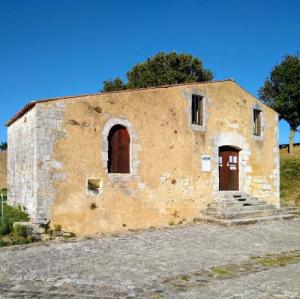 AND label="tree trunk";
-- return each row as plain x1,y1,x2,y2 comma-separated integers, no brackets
288,127,295,154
